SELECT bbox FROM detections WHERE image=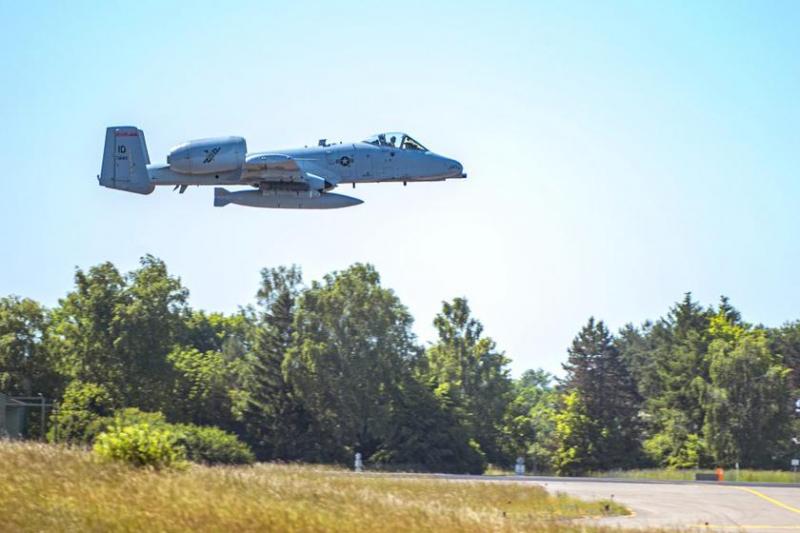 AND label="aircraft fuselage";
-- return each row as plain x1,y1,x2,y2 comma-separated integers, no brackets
148,141,464,187
99,127,466,209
